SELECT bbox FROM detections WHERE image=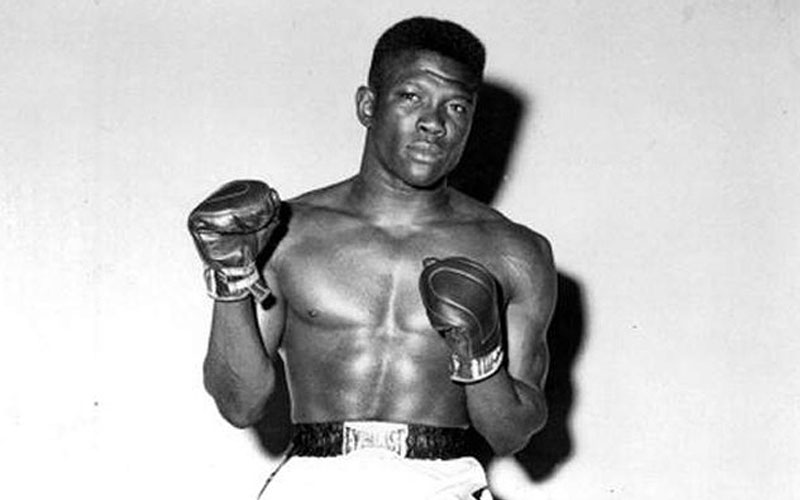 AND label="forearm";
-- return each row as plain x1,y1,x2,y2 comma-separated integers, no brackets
465,369,547,455
204,299,276,428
